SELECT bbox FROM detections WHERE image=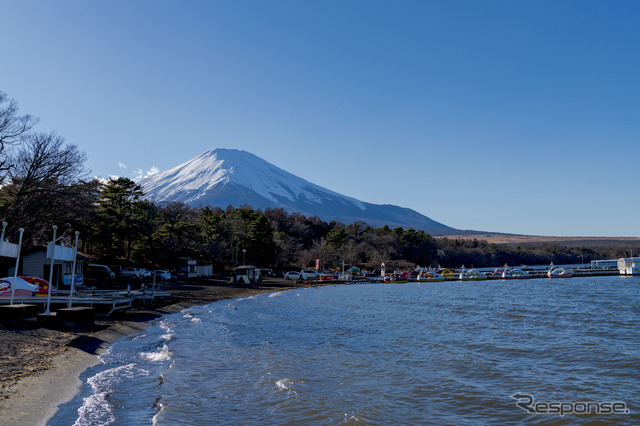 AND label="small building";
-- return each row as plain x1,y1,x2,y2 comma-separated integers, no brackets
8,245,89,287
196,264,213,277
177,258,199,279
235,265,260,283
617,258,640,275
